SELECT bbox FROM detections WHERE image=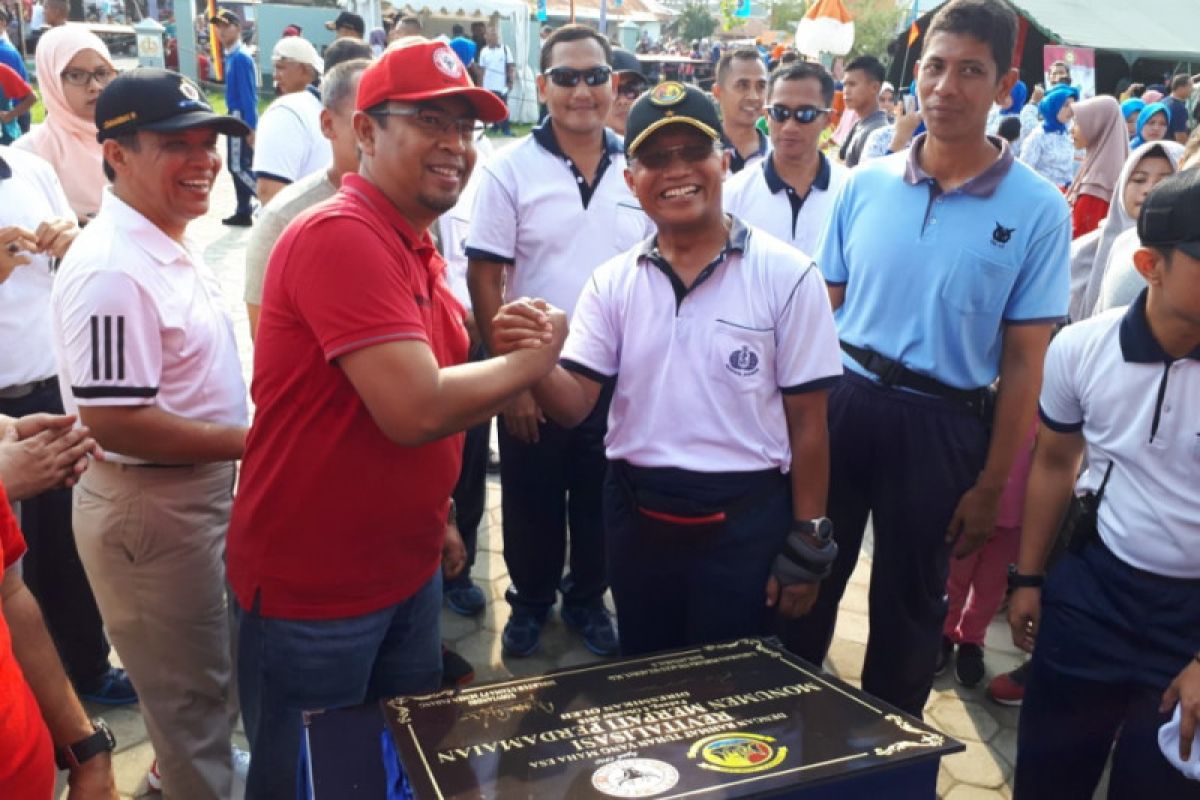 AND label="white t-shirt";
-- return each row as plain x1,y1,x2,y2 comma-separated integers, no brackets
251,88,331,186
51,190,248,463
0,146,73,387
1039,297,1200,578
722,153,846,260
244,169,337,305
477,44,512,93
562,218,843,473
